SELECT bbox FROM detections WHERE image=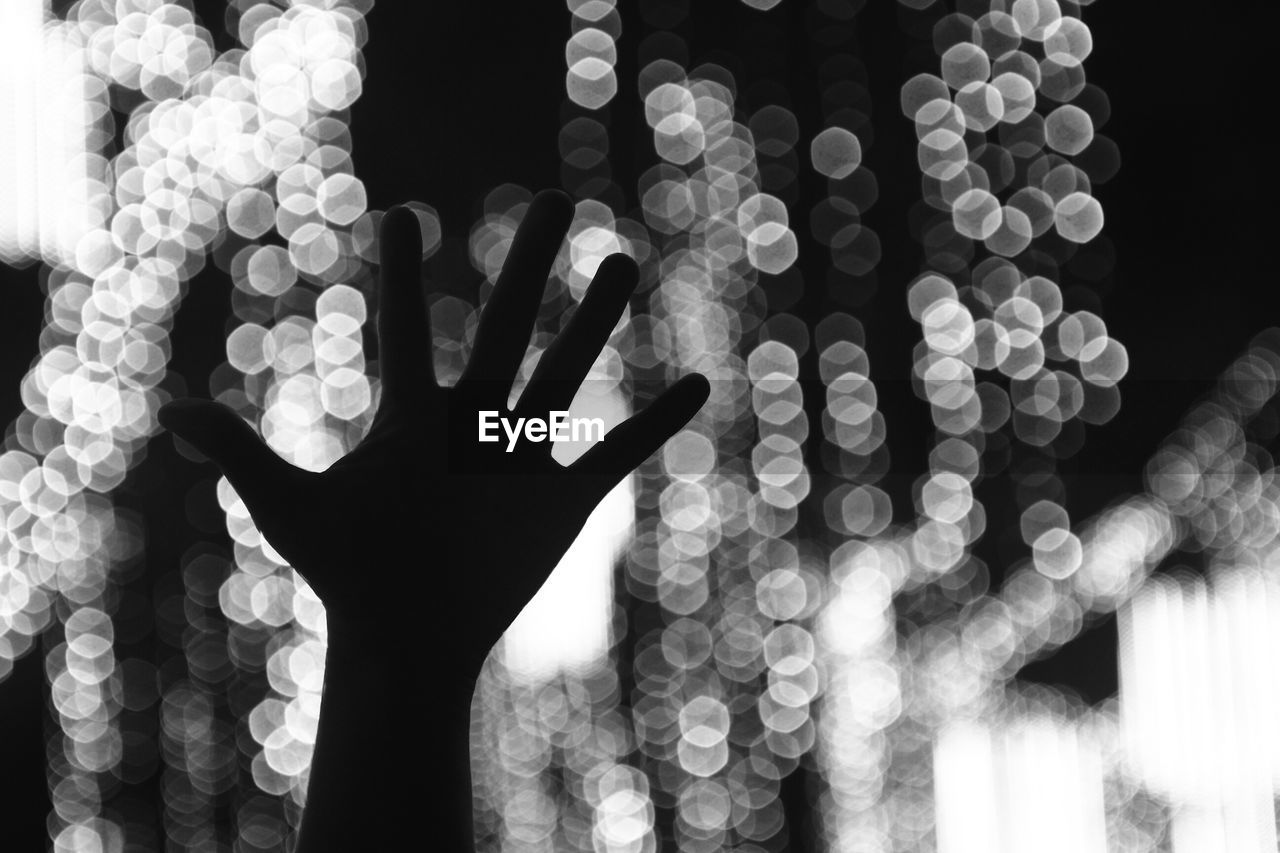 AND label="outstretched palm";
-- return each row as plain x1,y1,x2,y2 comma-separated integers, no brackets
160,190,709,679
